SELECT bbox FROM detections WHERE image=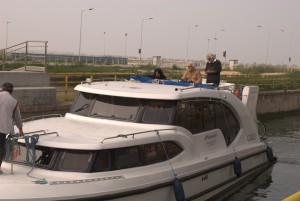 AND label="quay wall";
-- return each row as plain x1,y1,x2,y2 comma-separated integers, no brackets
257,89,300,114
0,72,56,112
